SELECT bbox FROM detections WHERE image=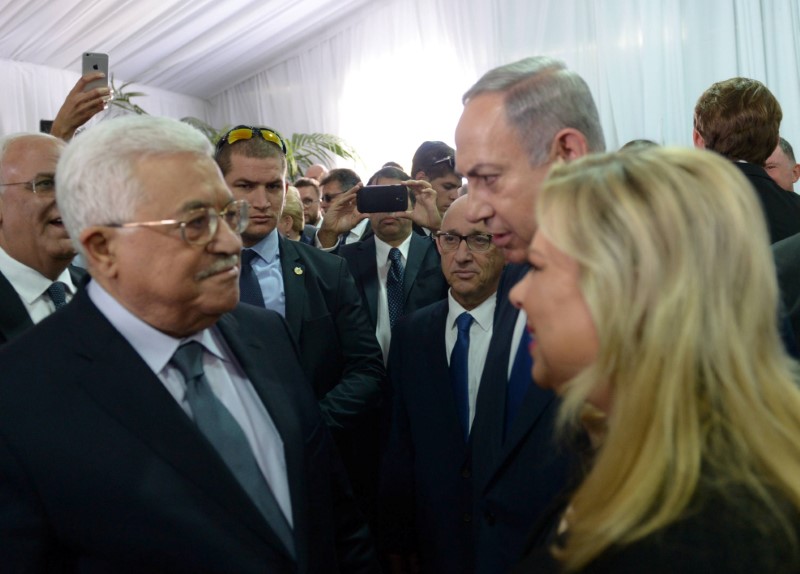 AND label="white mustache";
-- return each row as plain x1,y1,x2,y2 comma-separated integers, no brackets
195,255,239,280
